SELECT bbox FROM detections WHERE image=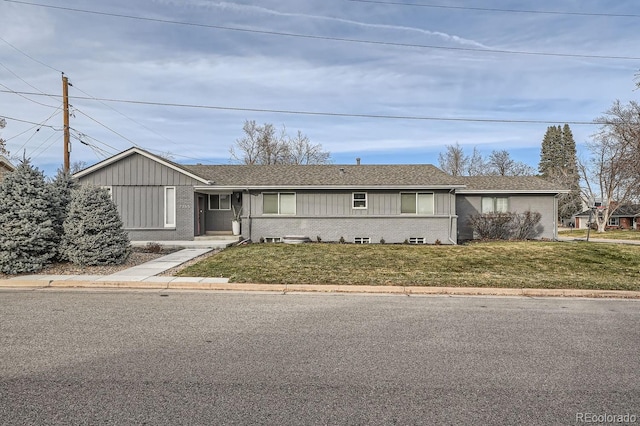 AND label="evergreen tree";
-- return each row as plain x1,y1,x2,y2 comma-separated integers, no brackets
62,185,131,266
538,124,582,220
49,169,79,260
0,159,56,274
